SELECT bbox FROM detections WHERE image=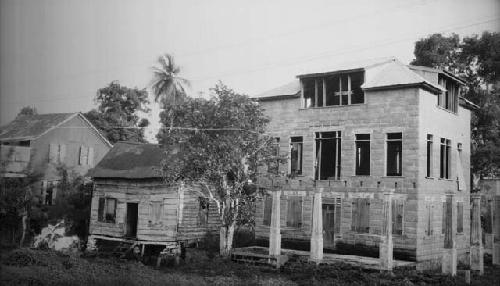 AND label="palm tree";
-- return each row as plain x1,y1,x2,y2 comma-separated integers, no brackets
150,53,190,132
